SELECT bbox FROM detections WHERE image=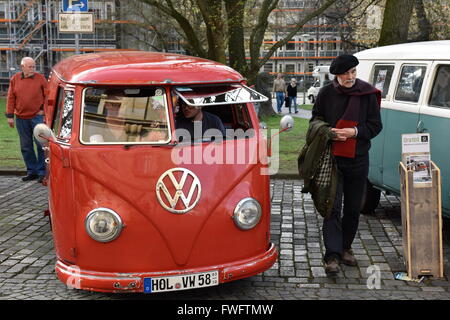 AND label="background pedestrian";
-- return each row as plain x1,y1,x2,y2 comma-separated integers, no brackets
287,78,298,113
5,57,47,183
273,73,286,114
